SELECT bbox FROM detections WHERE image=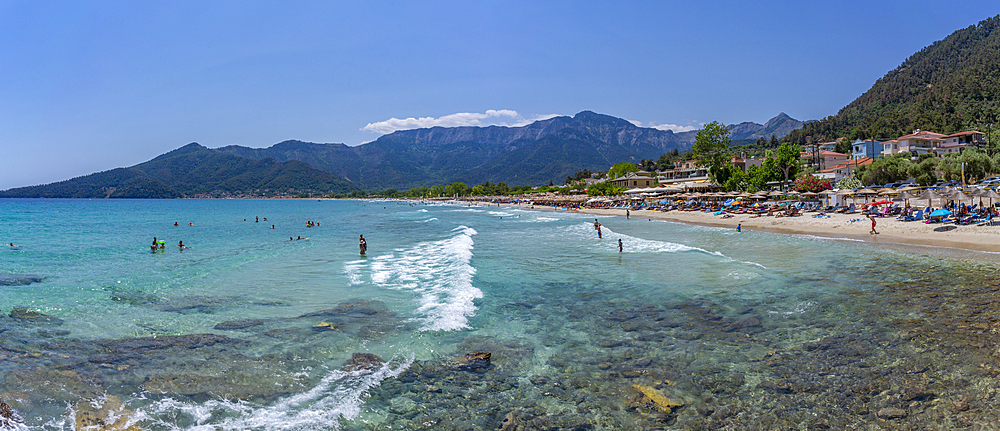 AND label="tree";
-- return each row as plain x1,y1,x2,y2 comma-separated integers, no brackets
838,175,862,189
444,182,470,196
586,182,625,196
856,152,913,185
958,148,994,183
774,143,802,190
428,185,445,197
693,121,733,185
607,162,639,179
908,157,939,185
